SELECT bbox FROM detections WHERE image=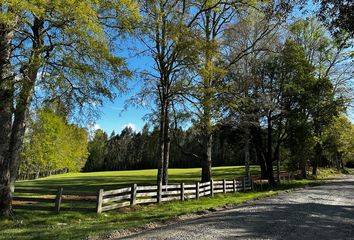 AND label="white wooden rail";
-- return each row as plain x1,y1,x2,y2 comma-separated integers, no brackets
13,172,296,214
97,177,253,213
